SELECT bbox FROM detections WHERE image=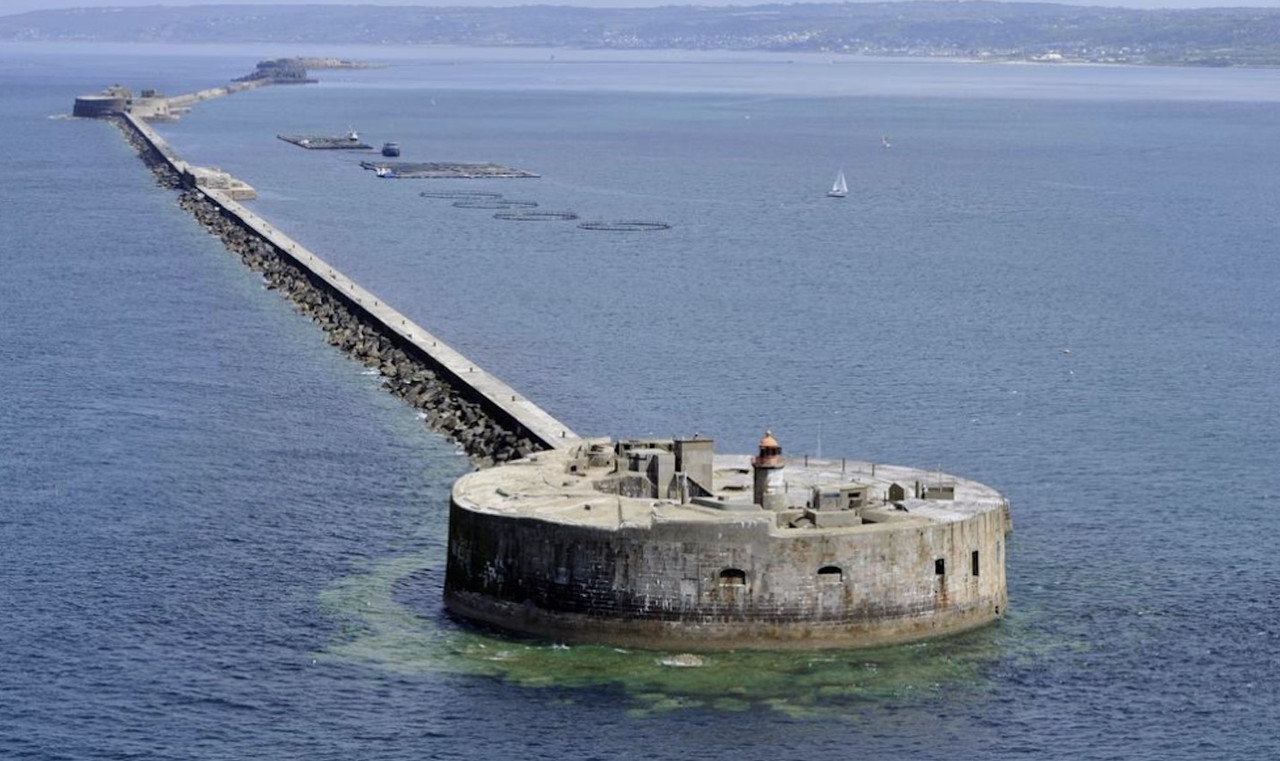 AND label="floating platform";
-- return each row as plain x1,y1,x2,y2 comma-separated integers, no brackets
278,133,371,150
360,161,540,179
